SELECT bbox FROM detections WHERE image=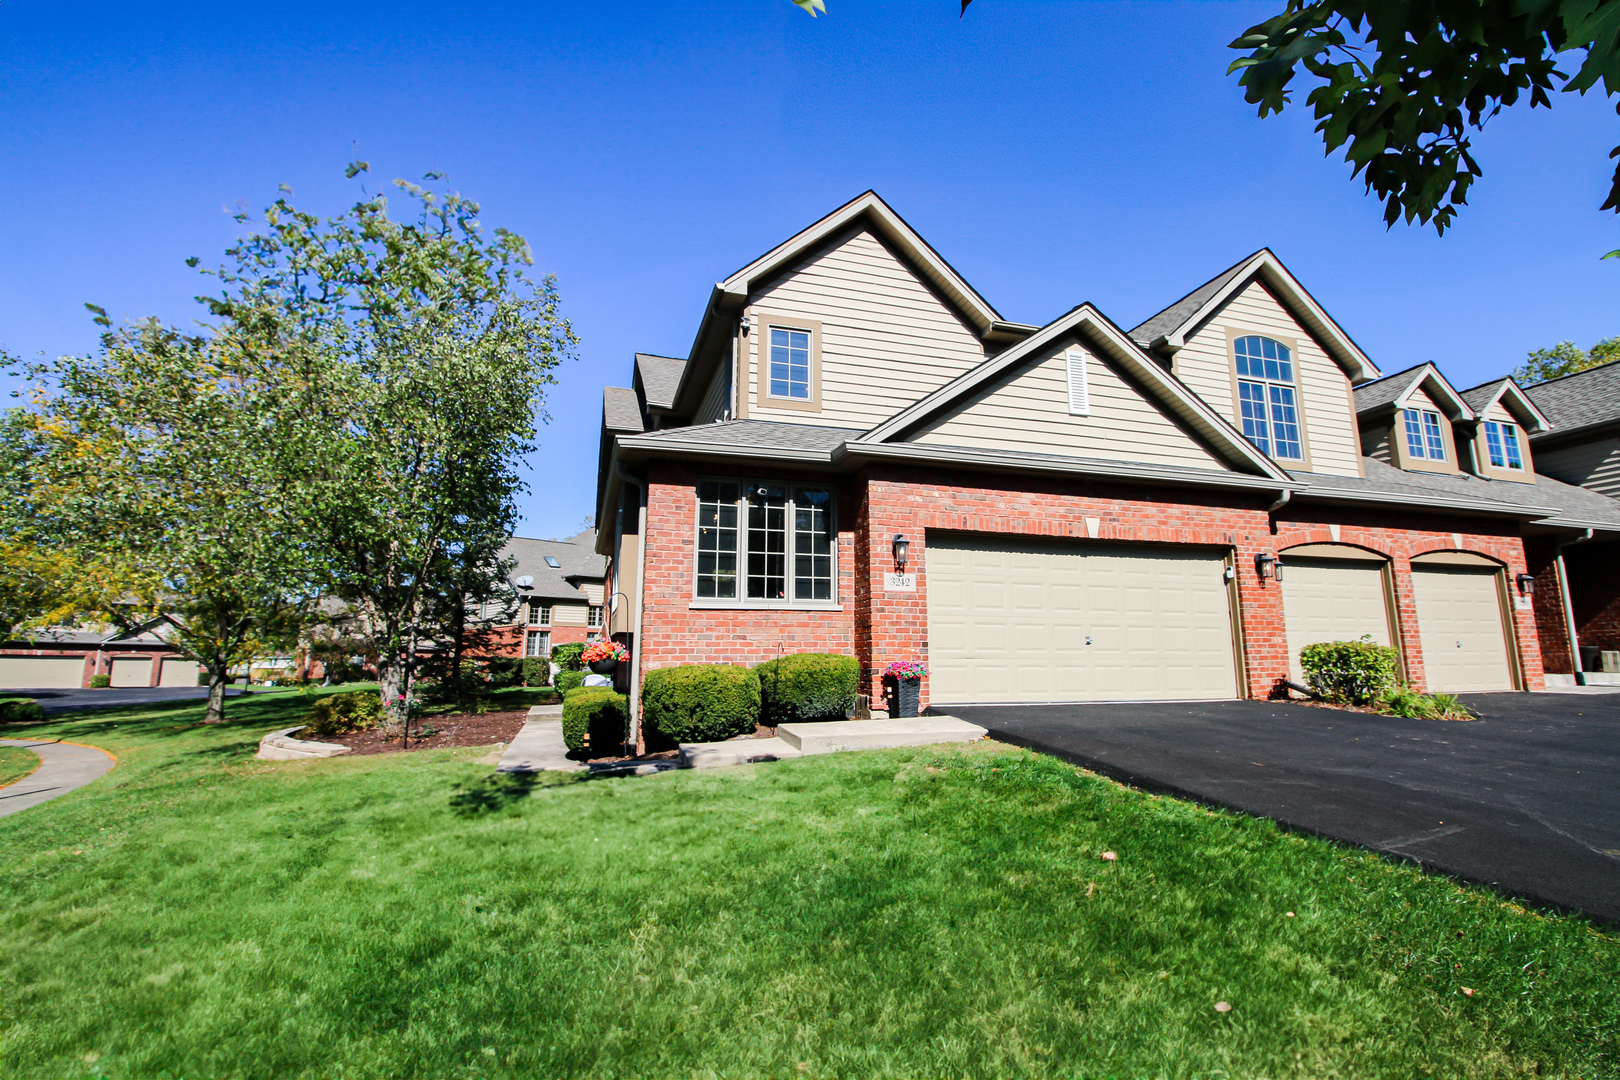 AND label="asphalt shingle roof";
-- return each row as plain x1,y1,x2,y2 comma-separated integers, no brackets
1288,457,1560,515
1351,364,1429,413
500,529,605,604
1458,379,1511,414
603,387,645,433
635,353,687,409
626,419,863,452
1523,359,1620,437
1129,253,1258,346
